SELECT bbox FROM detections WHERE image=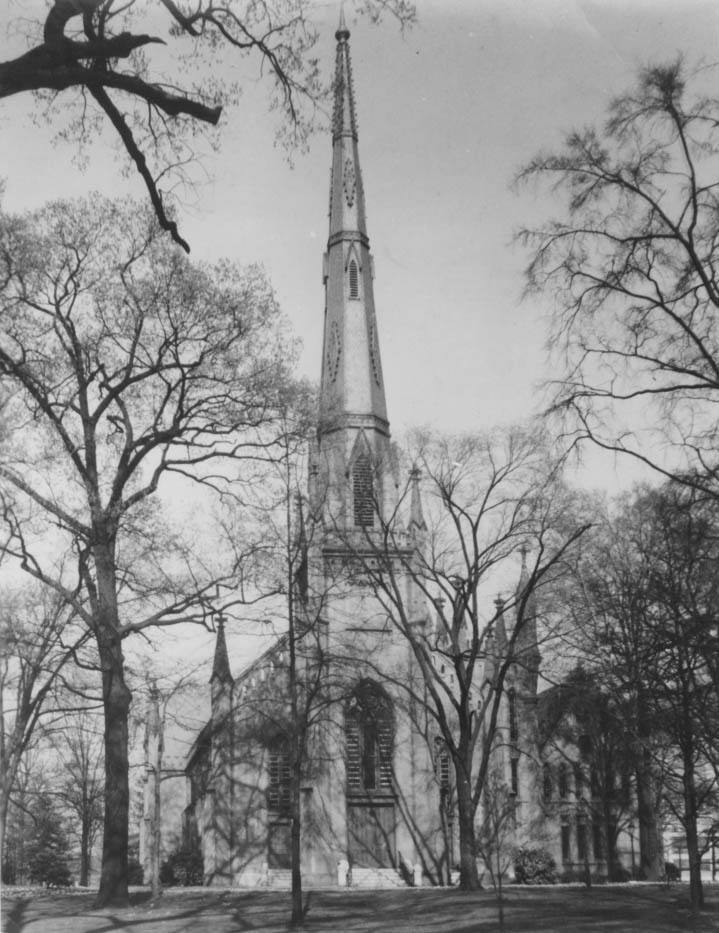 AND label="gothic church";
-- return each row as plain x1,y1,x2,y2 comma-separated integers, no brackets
181,17,637,888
